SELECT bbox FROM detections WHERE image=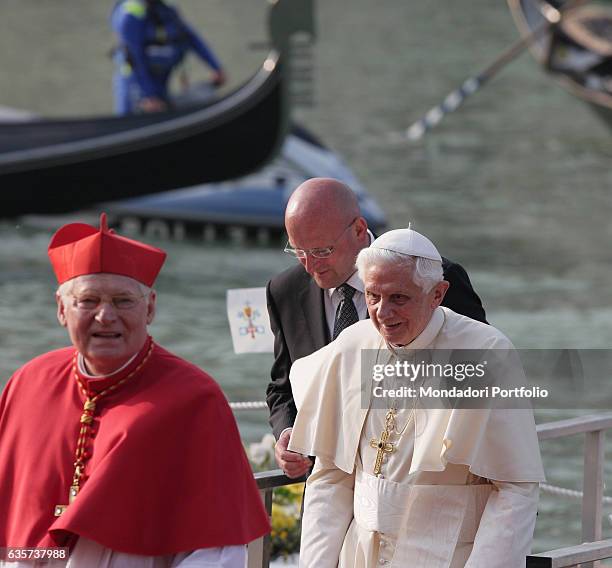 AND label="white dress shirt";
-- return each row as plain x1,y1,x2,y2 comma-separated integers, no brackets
322,229,373,338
